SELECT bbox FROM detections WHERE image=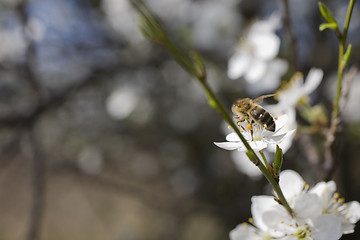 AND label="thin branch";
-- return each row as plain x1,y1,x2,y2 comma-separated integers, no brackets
26,127,46,240
15,0,49,101
280,0,298,71
0,65,119,129
323,0,356,179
